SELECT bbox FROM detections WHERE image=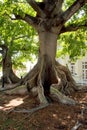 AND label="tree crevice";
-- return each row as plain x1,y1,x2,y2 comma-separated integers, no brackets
22,54,78,105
